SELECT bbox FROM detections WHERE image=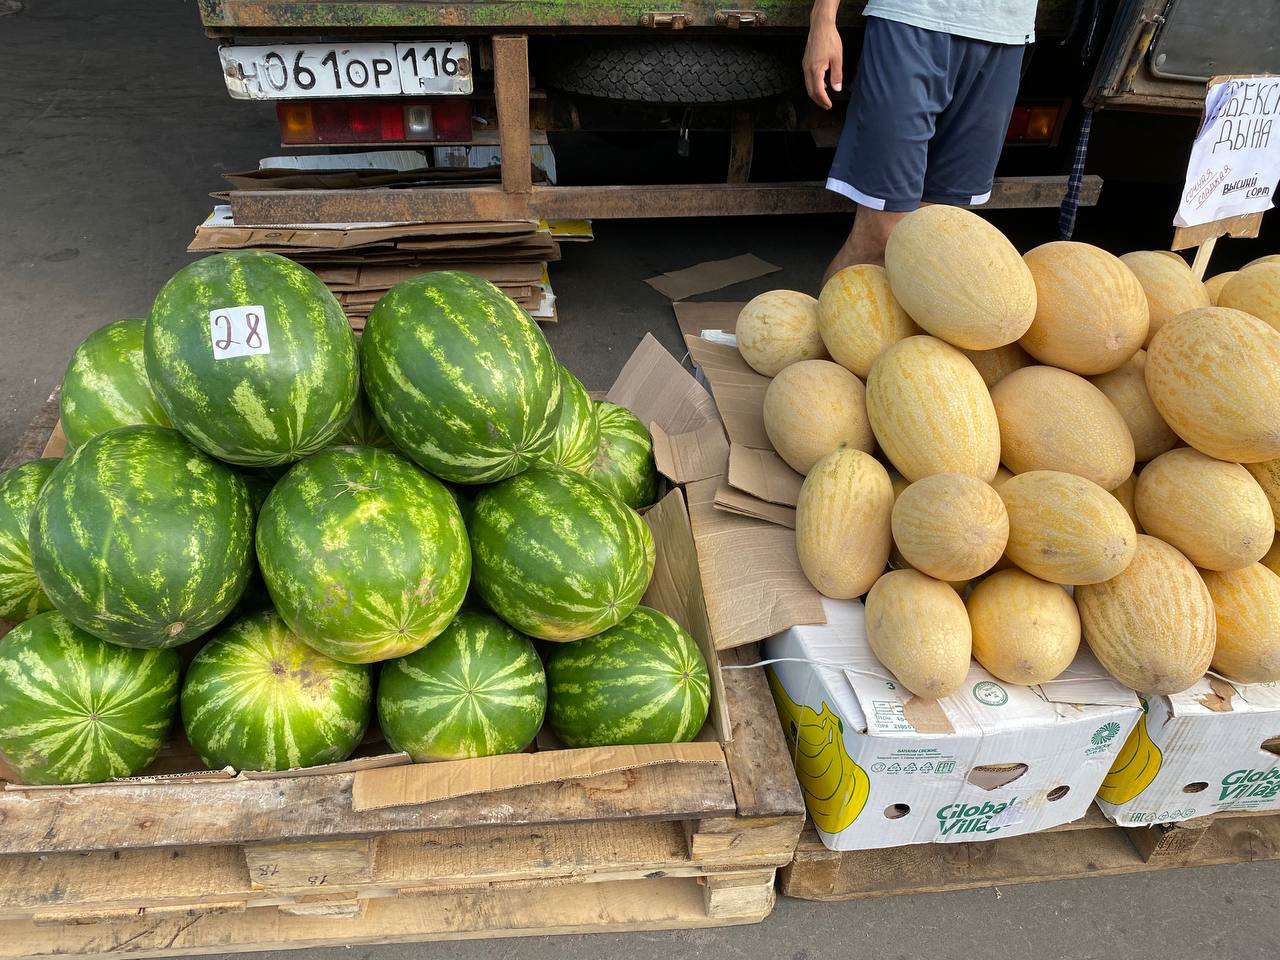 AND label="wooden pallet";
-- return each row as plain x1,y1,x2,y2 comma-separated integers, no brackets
0,396,806,955
779,805,1280,901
